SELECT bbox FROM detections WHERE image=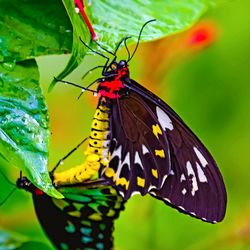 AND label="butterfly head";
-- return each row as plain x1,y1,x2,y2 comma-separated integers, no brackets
109,60,129,78
110,59,127,70
16,176,36,193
